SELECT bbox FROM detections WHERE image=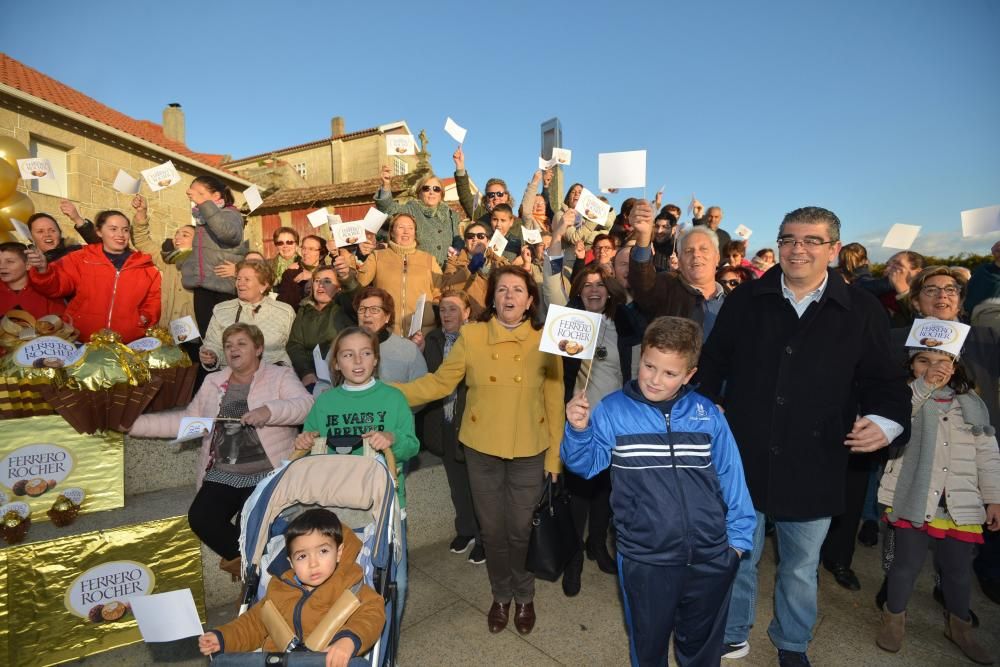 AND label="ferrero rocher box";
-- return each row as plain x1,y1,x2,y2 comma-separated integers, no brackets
3,515,205,666
0,415,124,522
